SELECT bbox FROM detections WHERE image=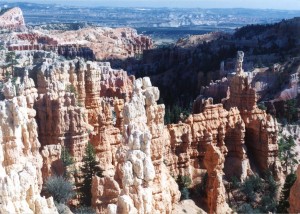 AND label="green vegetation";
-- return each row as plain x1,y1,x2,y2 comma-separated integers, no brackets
44,175,75,204
164,104,191,124
176,175,192,200
285,99,298,123
66,84,77,97
78,142,103,206
278,135,299,173
72,206,96,214
229,172,279,213
277,173,297,213
61,146,74,178
5,51,17,76
257,102,267,111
